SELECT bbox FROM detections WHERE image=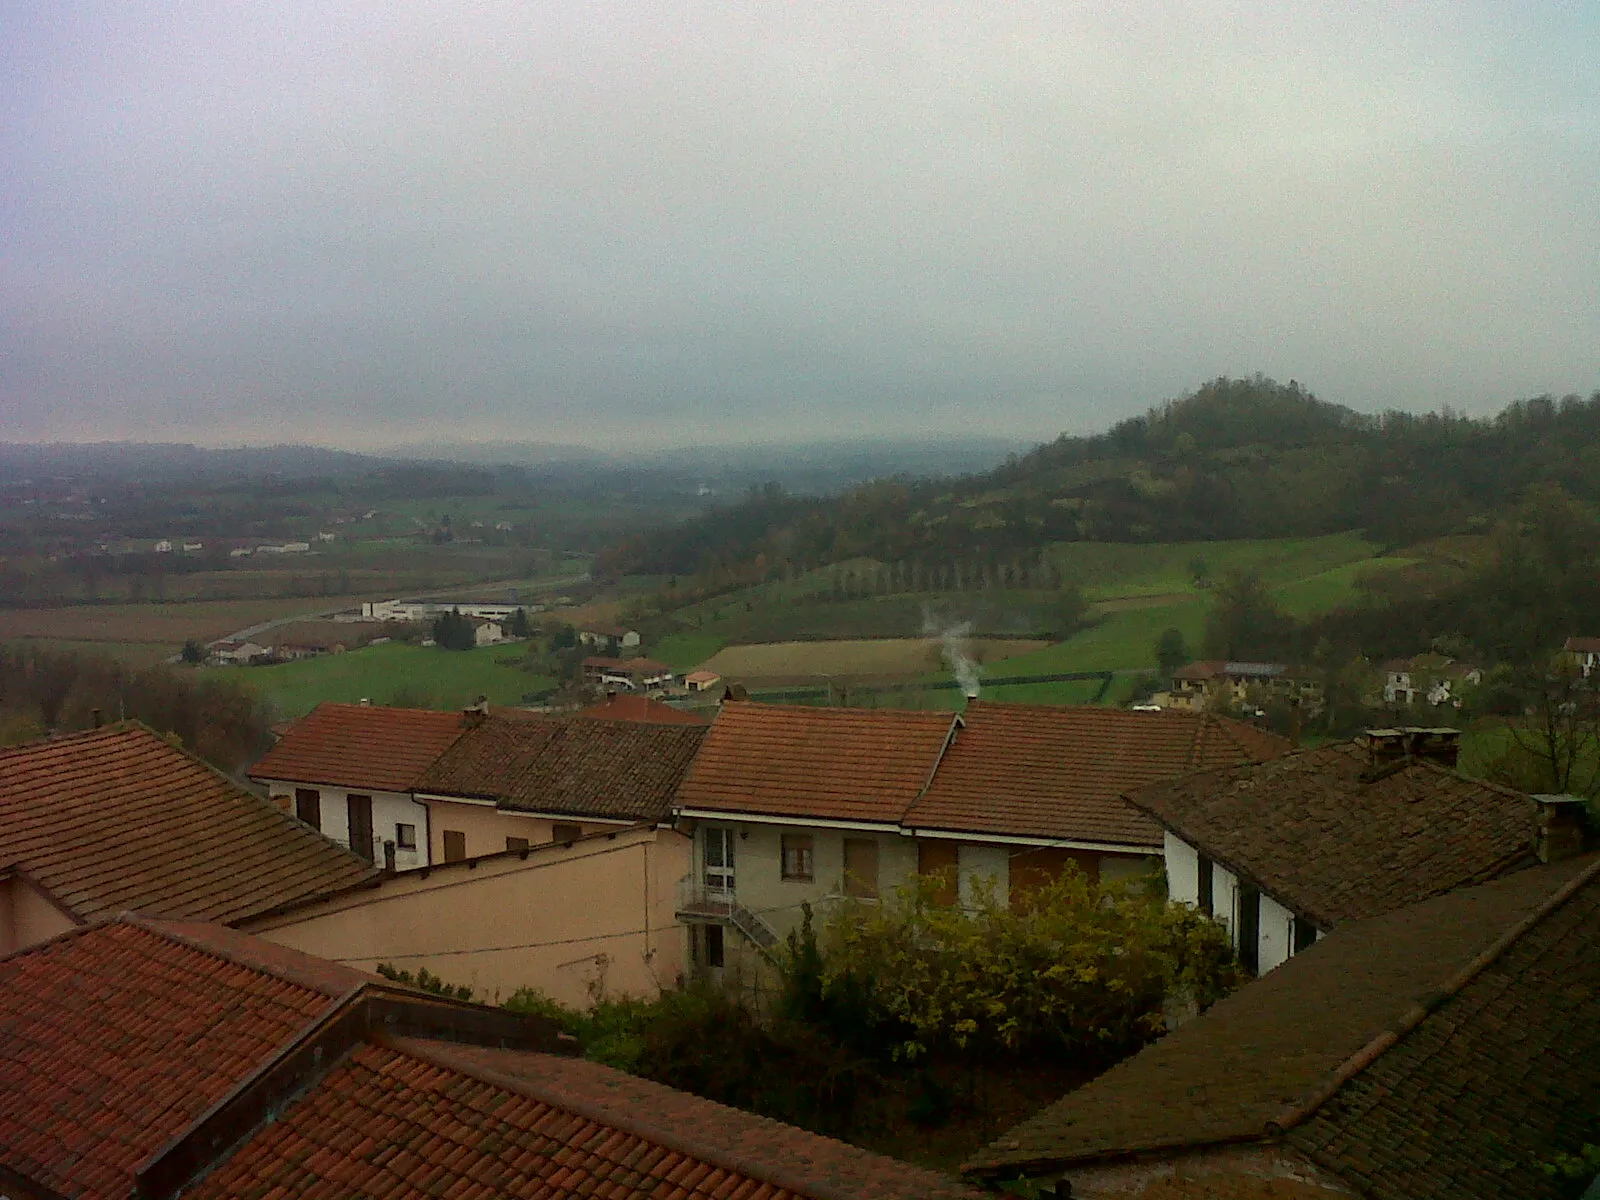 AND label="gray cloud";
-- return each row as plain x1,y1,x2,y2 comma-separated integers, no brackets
2,1,1596,448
